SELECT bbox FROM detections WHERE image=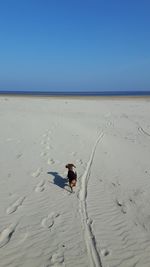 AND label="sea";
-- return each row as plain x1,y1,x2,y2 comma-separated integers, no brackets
0,90,150,96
